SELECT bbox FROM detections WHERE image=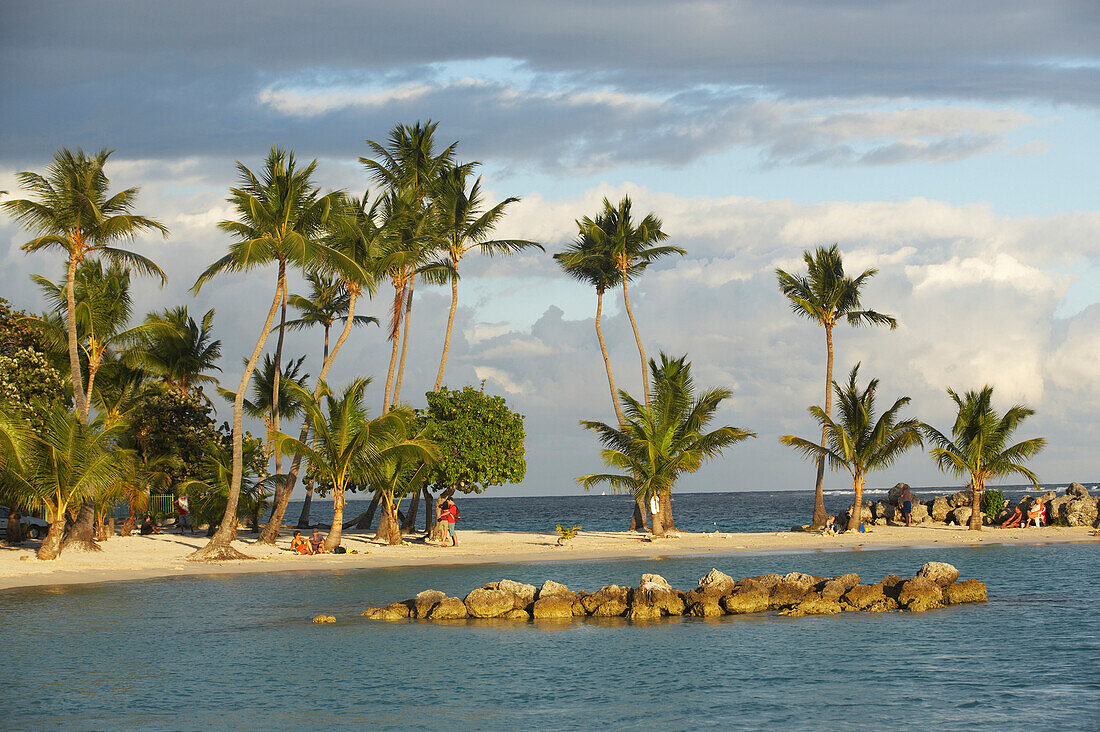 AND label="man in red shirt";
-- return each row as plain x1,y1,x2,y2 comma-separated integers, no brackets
440,498,459,547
